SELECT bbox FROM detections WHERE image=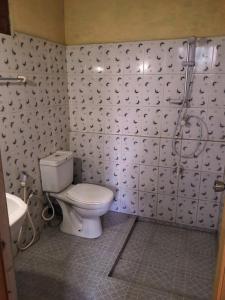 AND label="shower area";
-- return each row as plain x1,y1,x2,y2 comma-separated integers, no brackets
68,37,225,230
67,36,225,299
